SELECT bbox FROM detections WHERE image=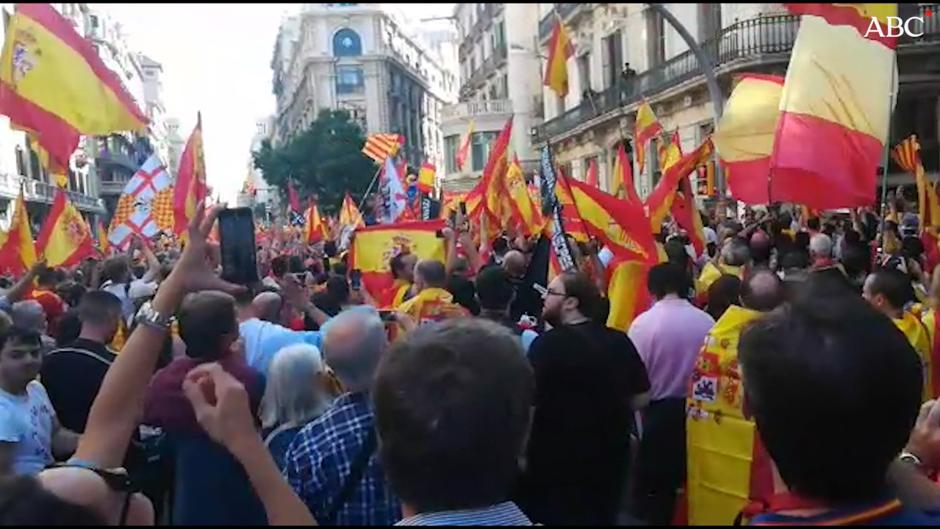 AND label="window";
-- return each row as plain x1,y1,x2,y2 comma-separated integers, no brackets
577,53,591,94
336,65,364,94
471,131,499,171
602,31,623,89
444,135,459,174
494,21,506,54
499,74,508,99
14,146,25,178
333,28,362,57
